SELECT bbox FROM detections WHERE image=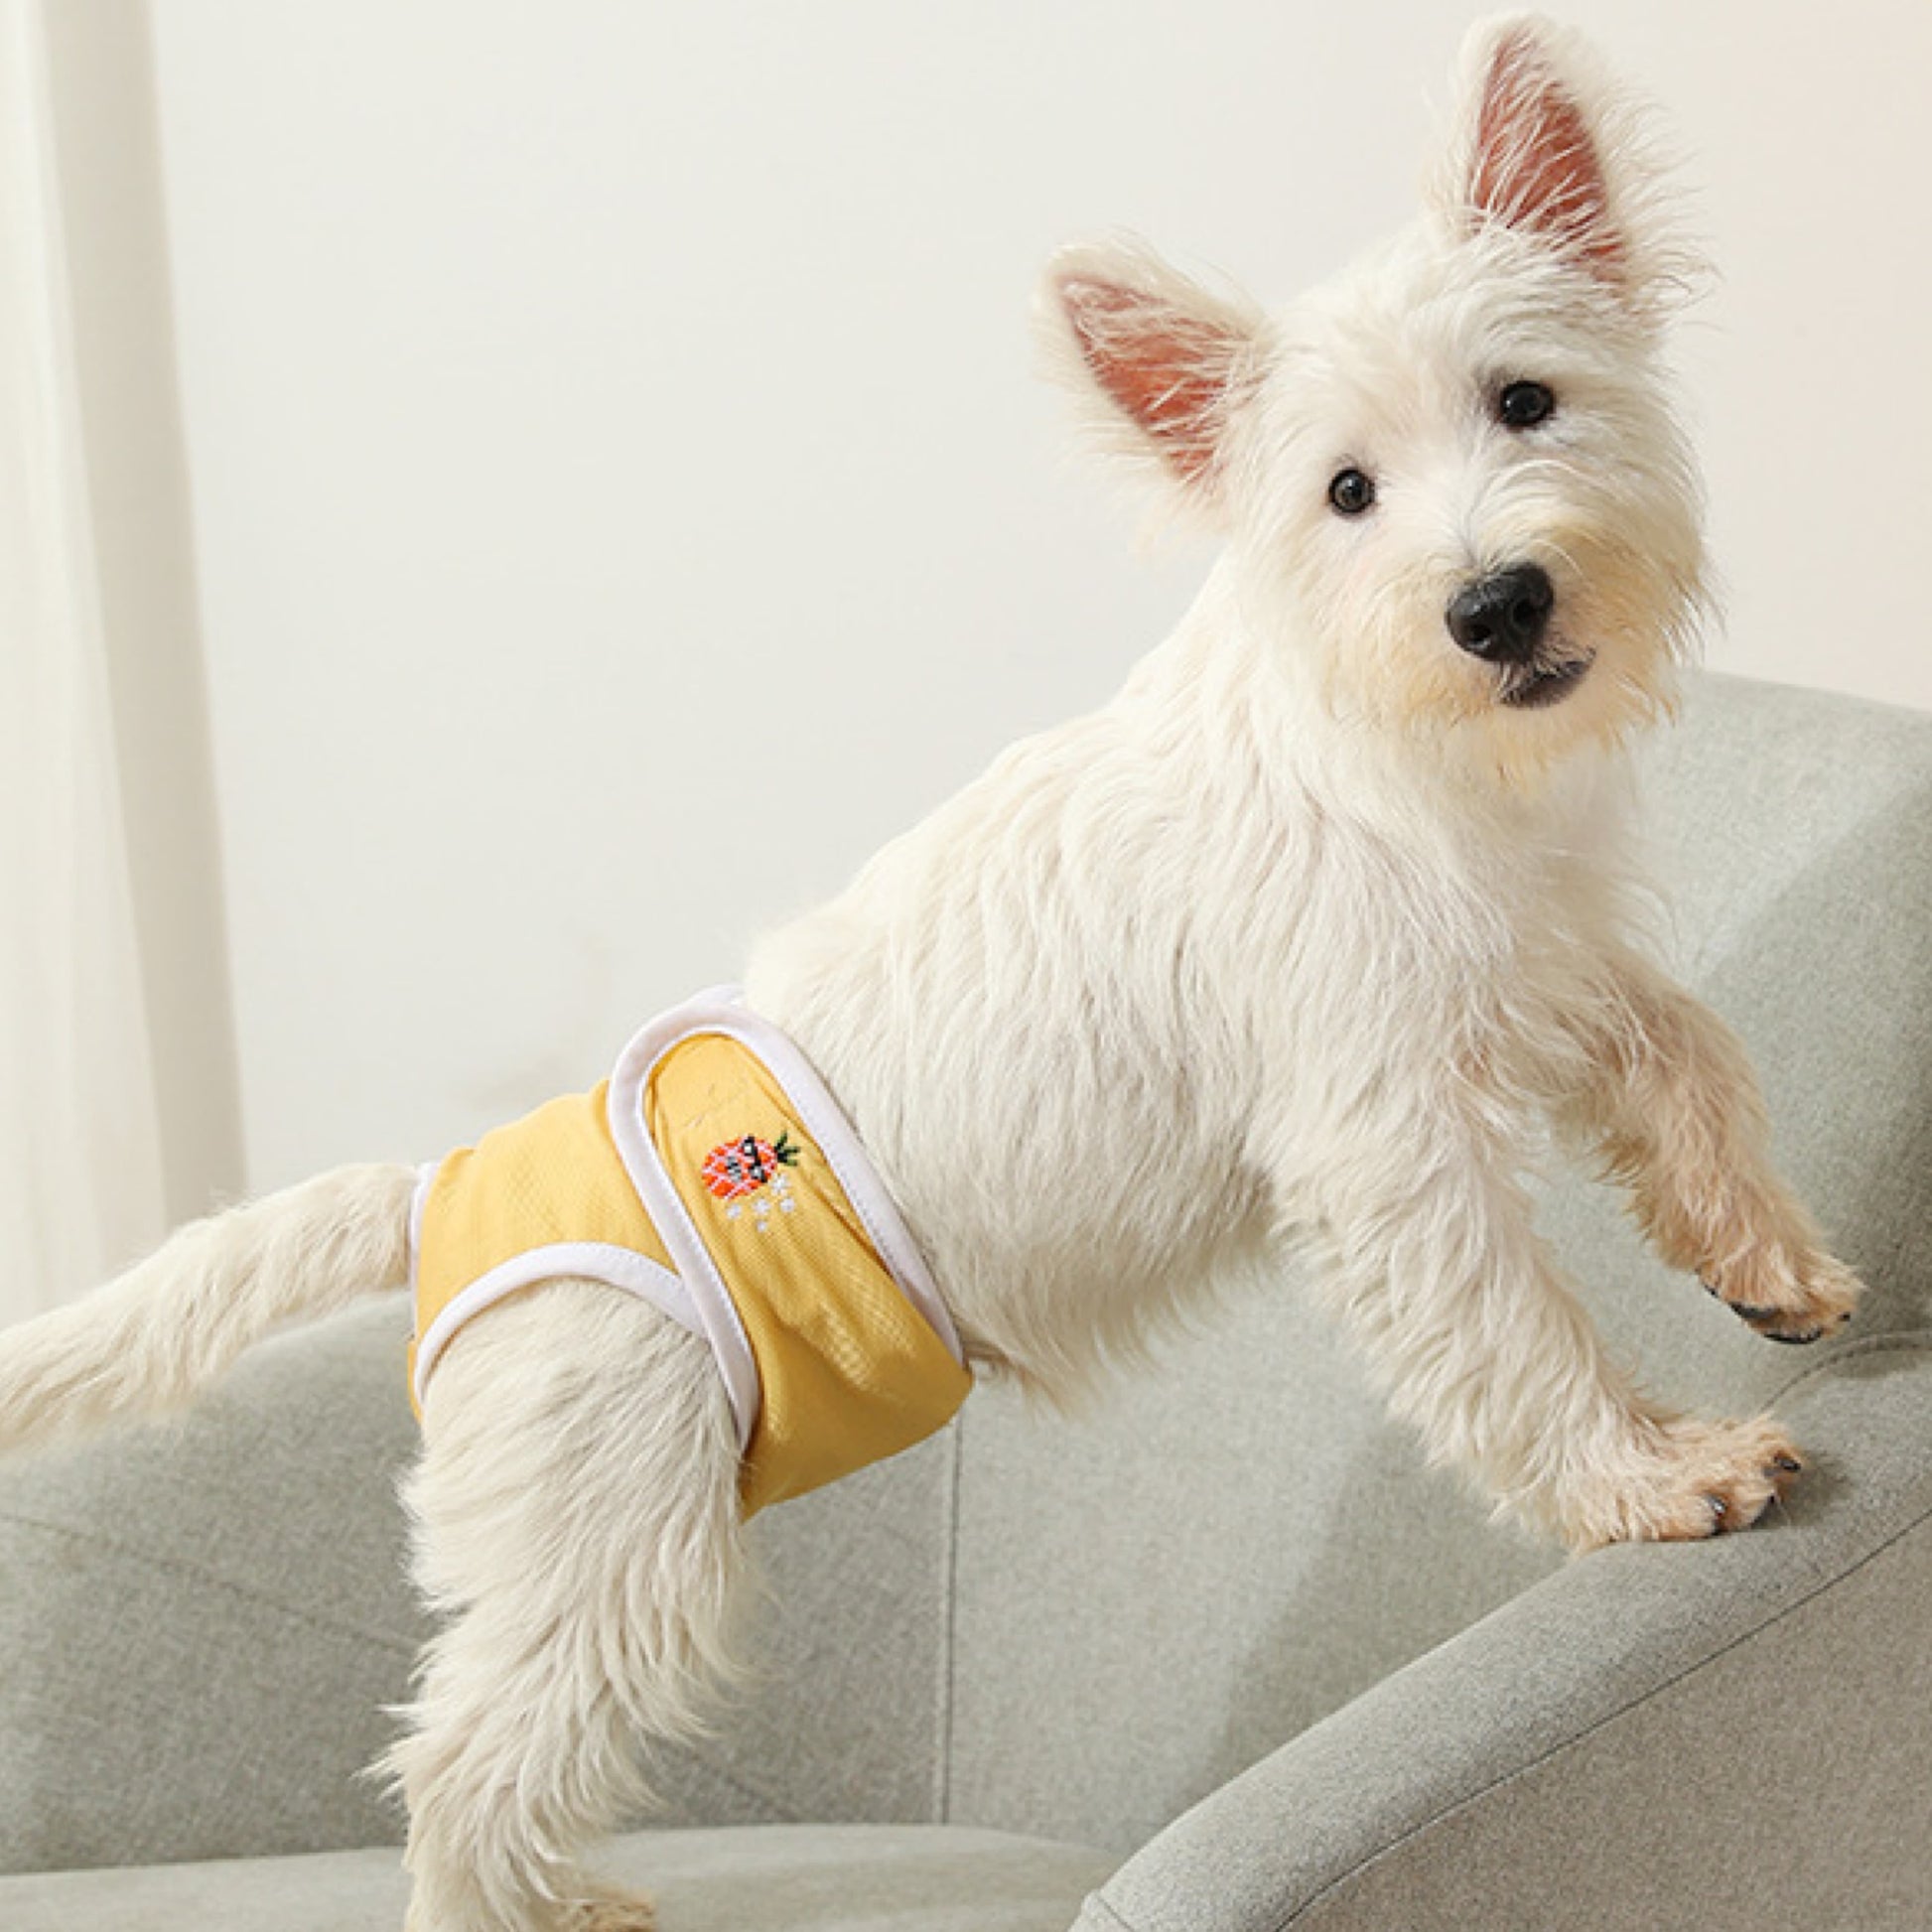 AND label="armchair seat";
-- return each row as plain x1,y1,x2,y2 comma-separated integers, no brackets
0,1825,1115,1932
